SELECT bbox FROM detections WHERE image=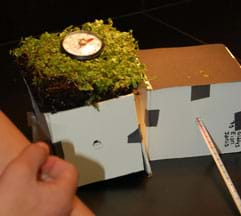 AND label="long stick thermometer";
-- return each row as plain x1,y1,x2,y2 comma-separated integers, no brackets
196,117,241,214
